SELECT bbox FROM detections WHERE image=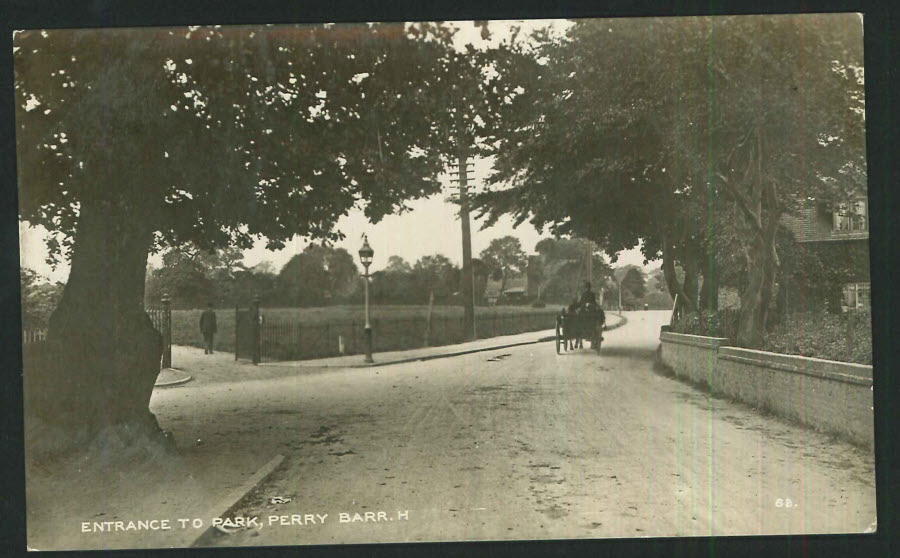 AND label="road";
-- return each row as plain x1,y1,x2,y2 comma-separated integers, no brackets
149,310,875,547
